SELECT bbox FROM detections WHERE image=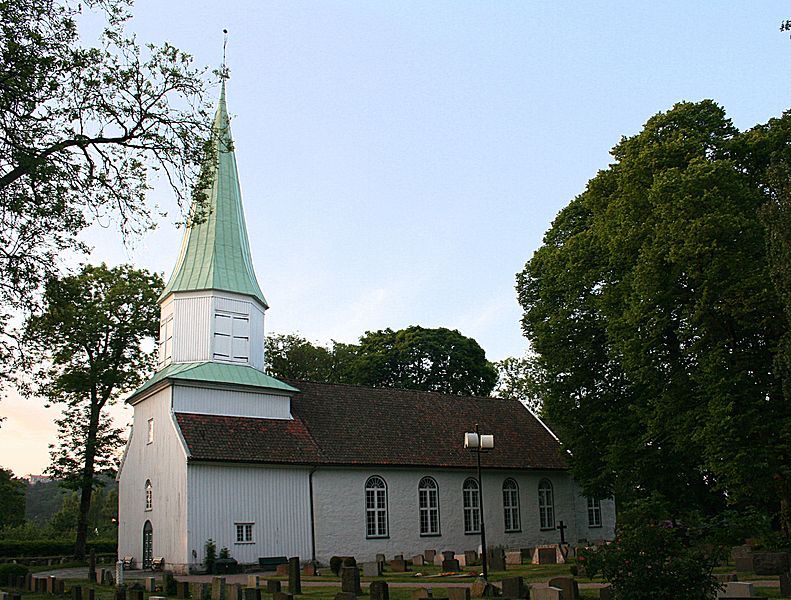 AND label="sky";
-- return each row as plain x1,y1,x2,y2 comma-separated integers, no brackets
1,1,790,477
